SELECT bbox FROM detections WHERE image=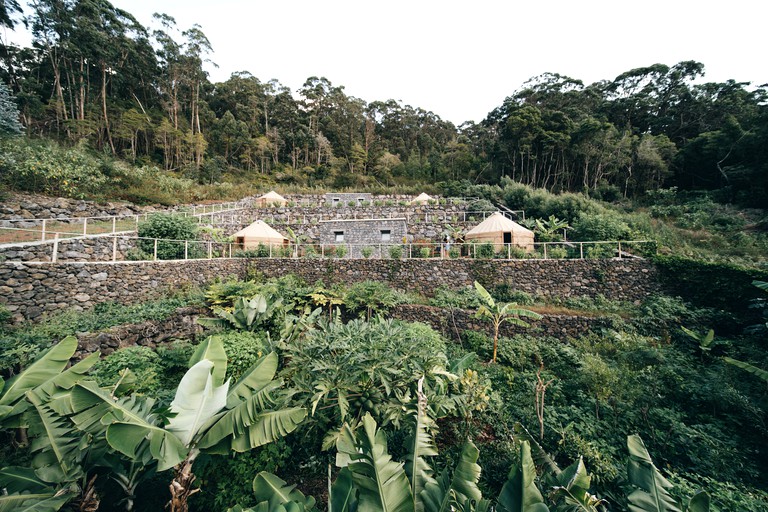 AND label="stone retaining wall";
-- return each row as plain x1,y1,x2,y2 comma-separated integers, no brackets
0,234,140,262
390,304,614,342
